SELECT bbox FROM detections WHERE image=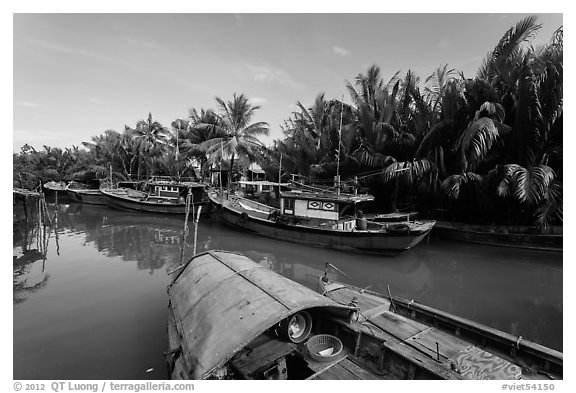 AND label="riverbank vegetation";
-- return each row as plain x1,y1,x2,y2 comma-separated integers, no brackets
13,16,562,228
